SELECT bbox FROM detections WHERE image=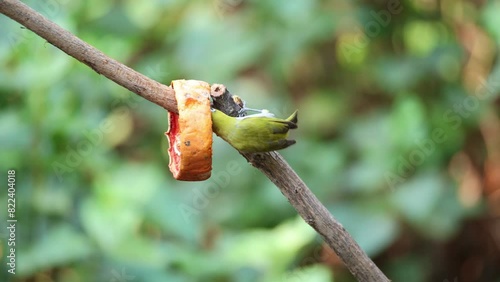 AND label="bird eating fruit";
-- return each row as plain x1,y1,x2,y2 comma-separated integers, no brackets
211,108,298,153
